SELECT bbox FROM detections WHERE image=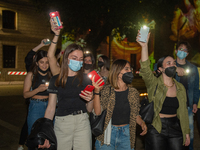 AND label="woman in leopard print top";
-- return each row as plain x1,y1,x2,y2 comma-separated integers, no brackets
92,59,147,150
